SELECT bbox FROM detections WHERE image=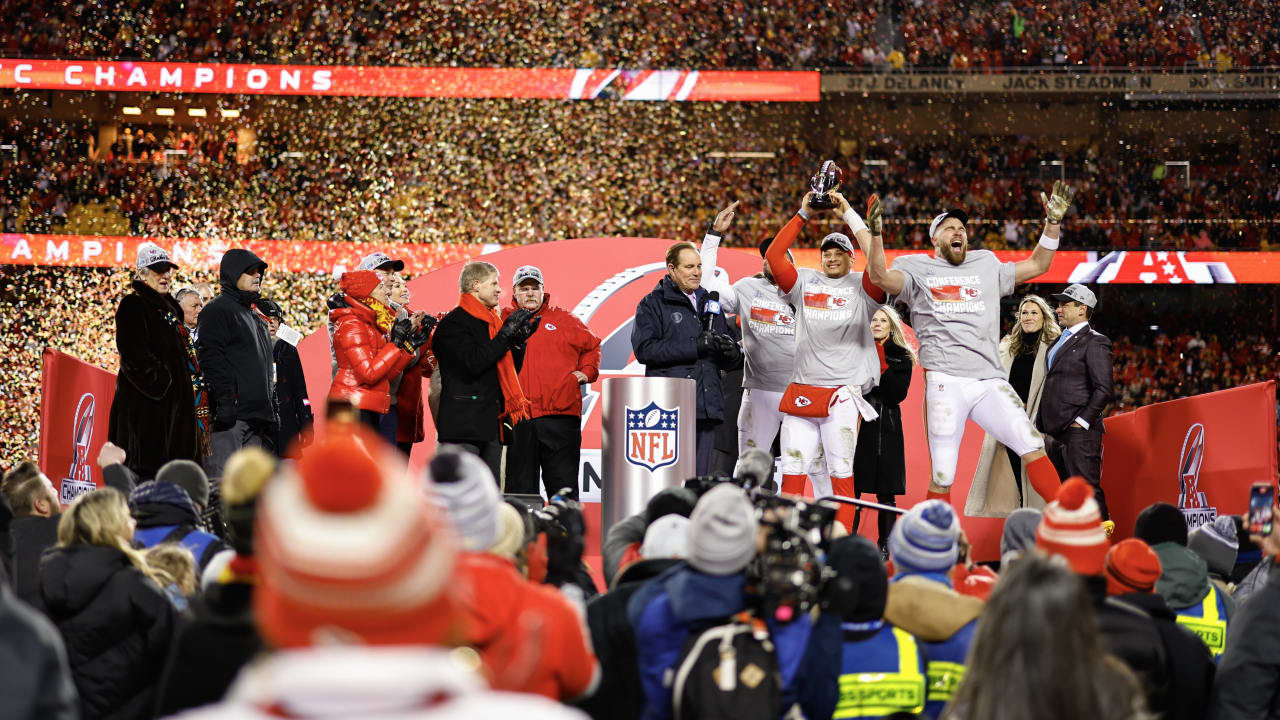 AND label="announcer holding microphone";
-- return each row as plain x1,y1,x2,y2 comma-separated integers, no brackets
632,241,743,474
